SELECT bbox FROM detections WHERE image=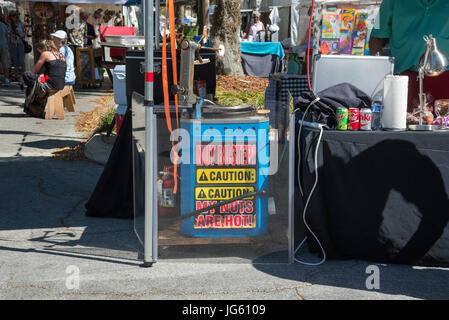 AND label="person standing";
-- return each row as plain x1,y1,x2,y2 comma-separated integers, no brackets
0,13,11,87
51,30,76,86
369,0,449,112
81,11,96,47
9,11,25,90
67,9,86,54
243,11,265,42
